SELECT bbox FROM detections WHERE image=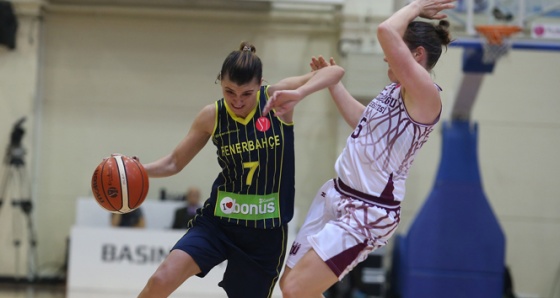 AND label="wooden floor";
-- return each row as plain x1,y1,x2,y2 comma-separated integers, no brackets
0,282,231,298
0,283,65,298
